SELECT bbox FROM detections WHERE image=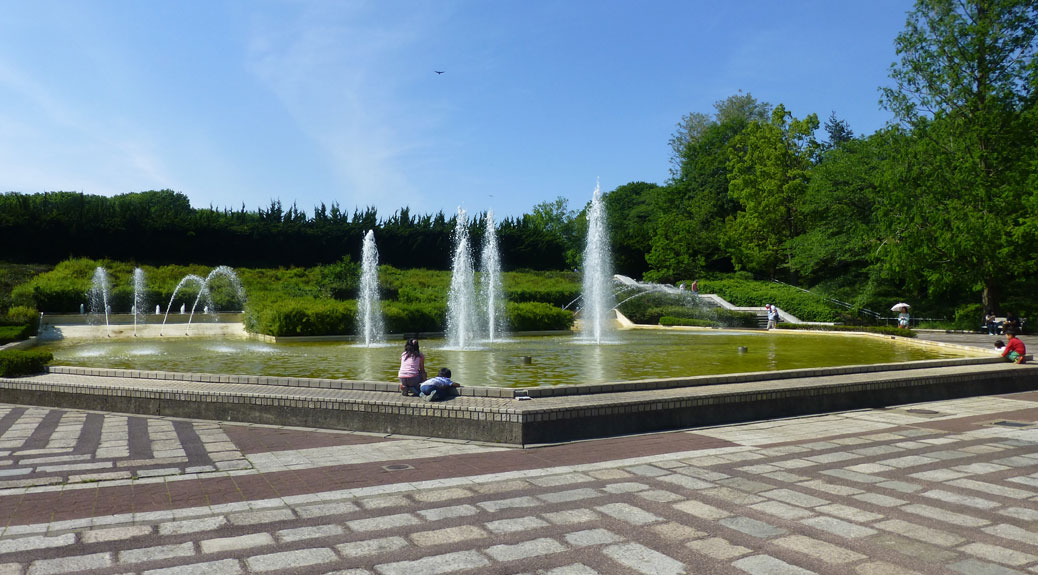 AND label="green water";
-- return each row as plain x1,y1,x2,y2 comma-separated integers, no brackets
35,330,968,388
